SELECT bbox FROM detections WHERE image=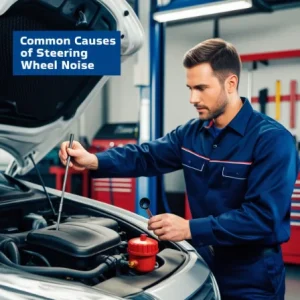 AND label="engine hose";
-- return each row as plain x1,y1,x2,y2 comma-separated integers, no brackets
22,249,51,267
4,241,20,265
0,252,117,279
